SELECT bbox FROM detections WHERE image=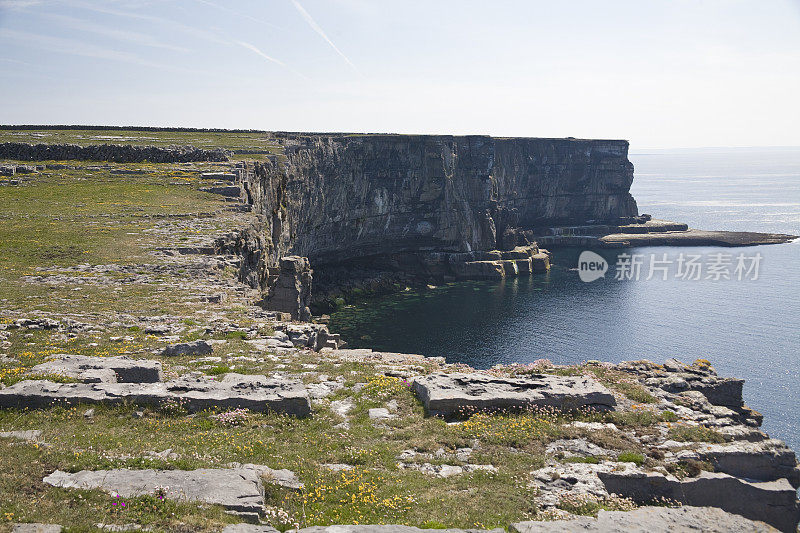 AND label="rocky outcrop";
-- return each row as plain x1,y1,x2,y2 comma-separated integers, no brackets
411,373,616,419
261,256,312,321
598,470,799,532
0,142,229,163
